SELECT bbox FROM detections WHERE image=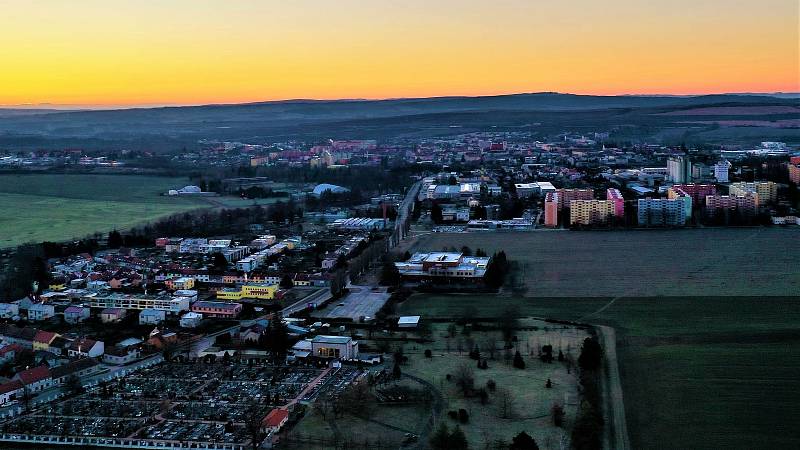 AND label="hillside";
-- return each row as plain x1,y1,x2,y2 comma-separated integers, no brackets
0,93,797,150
